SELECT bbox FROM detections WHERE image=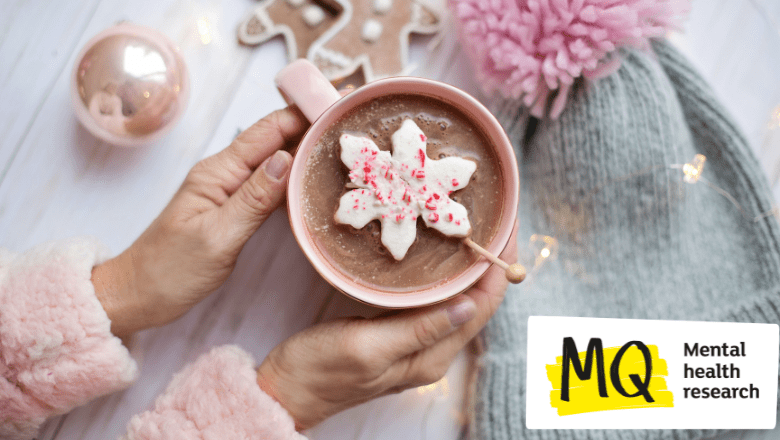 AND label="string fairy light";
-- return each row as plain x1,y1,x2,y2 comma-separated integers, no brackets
671,154,779,222
417,377,450,396
767,104,780,130
522,154,780,278
417,377,454,440
529,234,559,269
680,154,706,184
